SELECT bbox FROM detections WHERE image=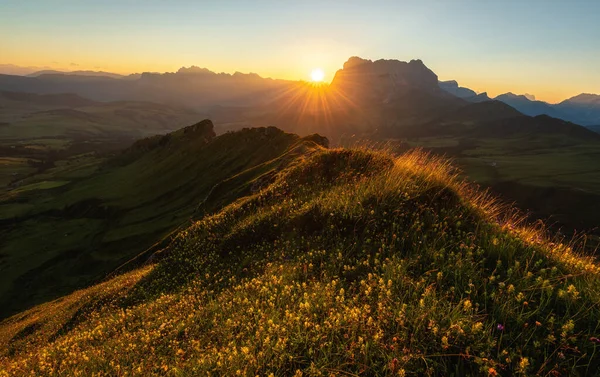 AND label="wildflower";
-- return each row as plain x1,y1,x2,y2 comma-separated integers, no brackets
488,367,498,376
590,337,600,344
518,357,530,373
515,292,525,302
472,322,484,333
561,320,575,338
496,324,504,331
441,336,449,348
566,284,580,299
463,300,472,311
